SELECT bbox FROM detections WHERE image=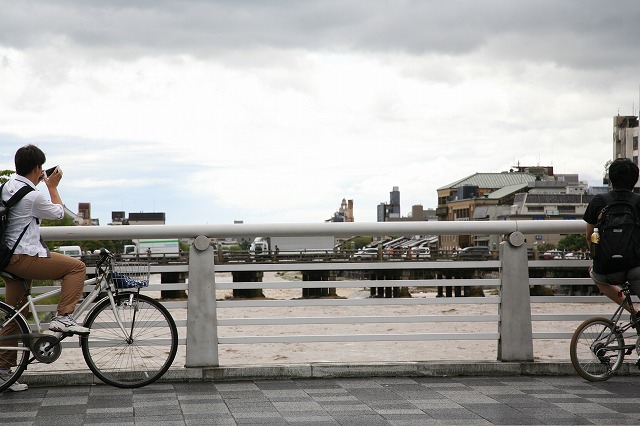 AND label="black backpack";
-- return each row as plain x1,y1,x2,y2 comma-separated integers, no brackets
0,182,34,271
593,192,640,274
